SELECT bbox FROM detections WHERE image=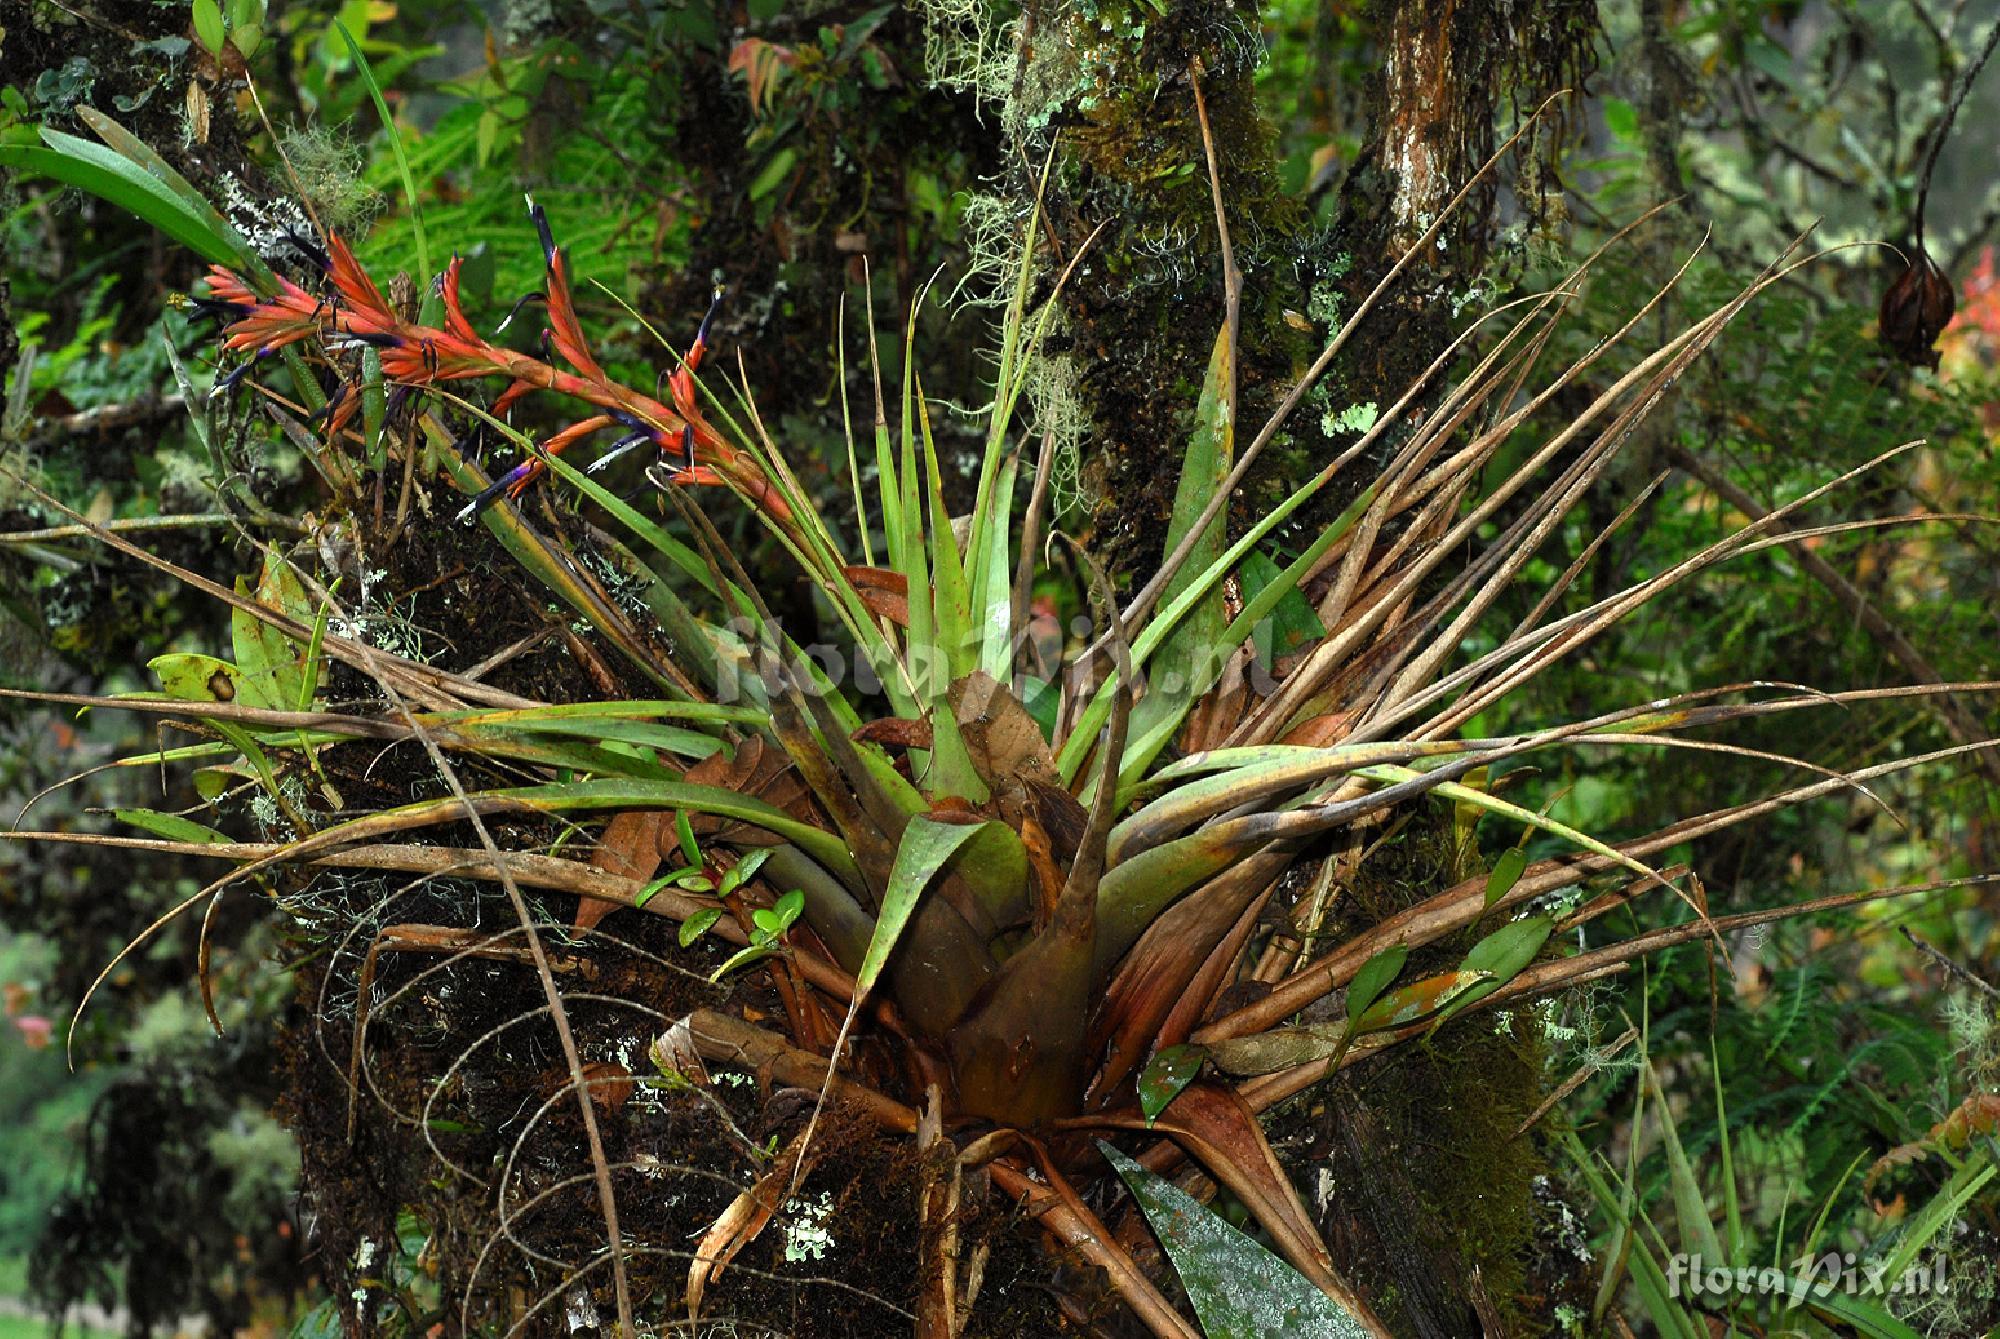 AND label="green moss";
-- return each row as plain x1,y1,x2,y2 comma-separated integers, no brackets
1273,806,1574,1333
